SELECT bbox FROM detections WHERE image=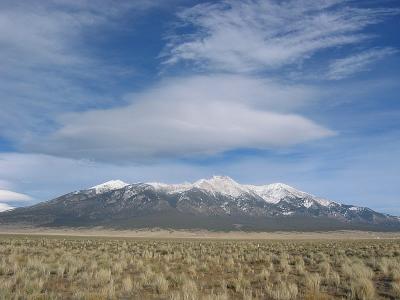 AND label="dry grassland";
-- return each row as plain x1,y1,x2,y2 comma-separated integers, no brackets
1,234,400,299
